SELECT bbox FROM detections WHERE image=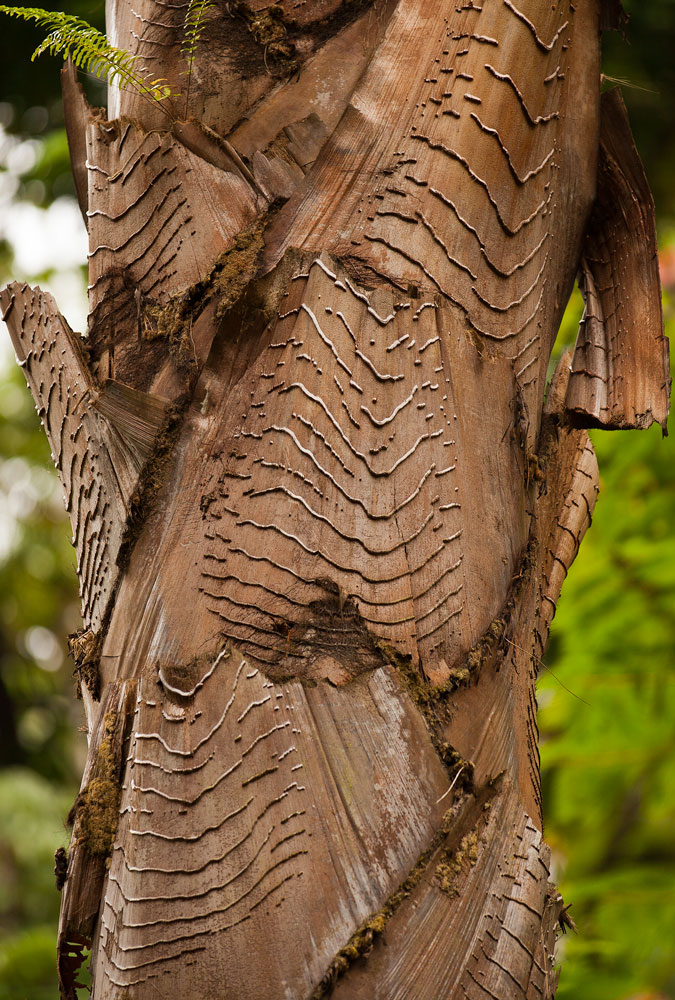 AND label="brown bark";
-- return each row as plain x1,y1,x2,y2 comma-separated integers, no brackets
1,1,669,998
